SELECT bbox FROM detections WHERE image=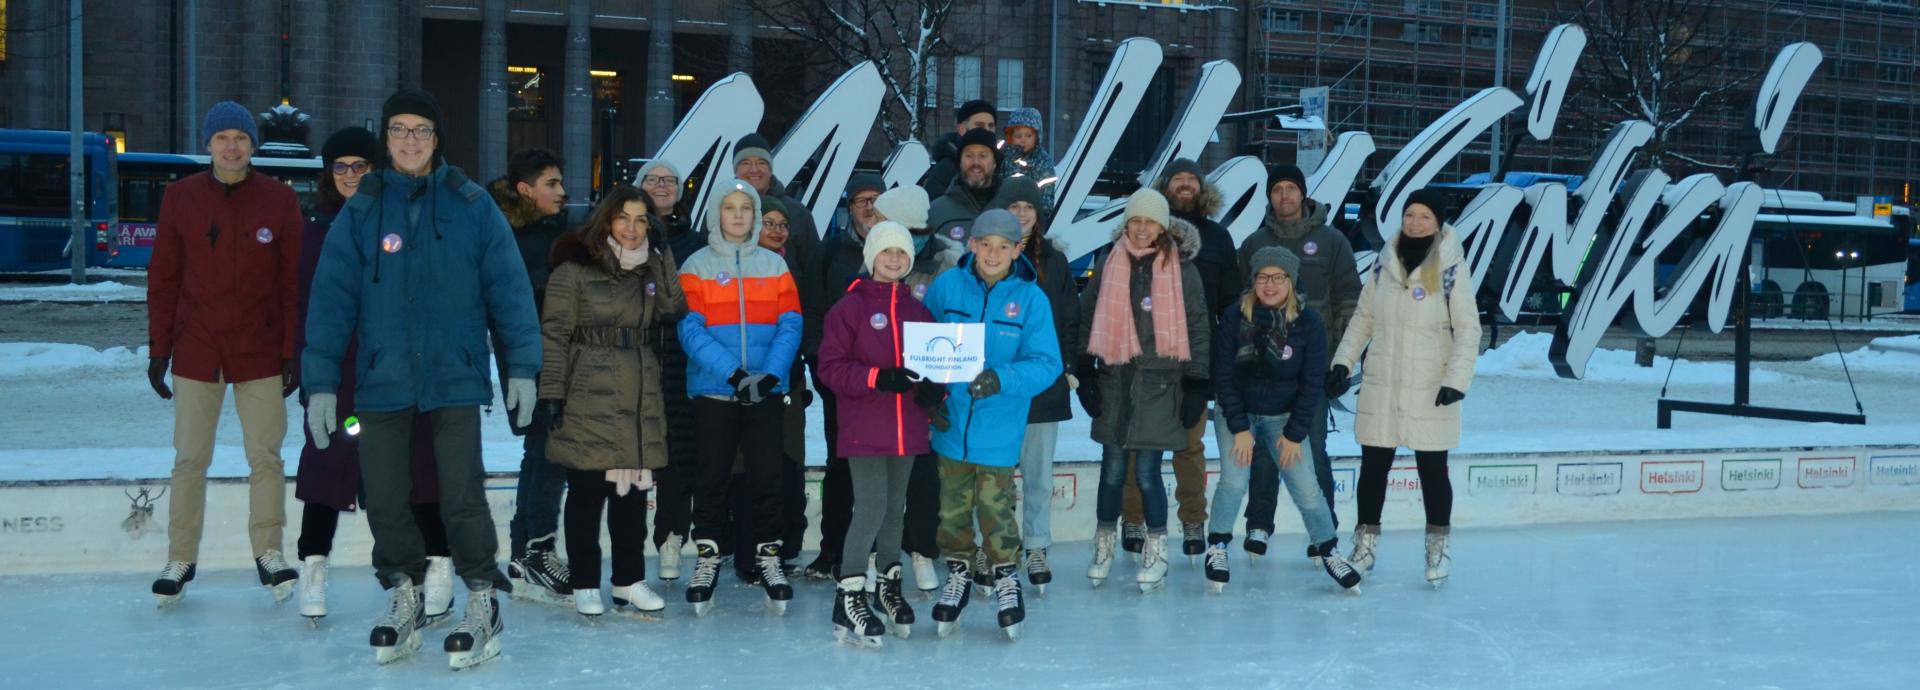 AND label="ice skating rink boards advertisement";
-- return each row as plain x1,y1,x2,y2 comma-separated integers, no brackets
3,446,1917,574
